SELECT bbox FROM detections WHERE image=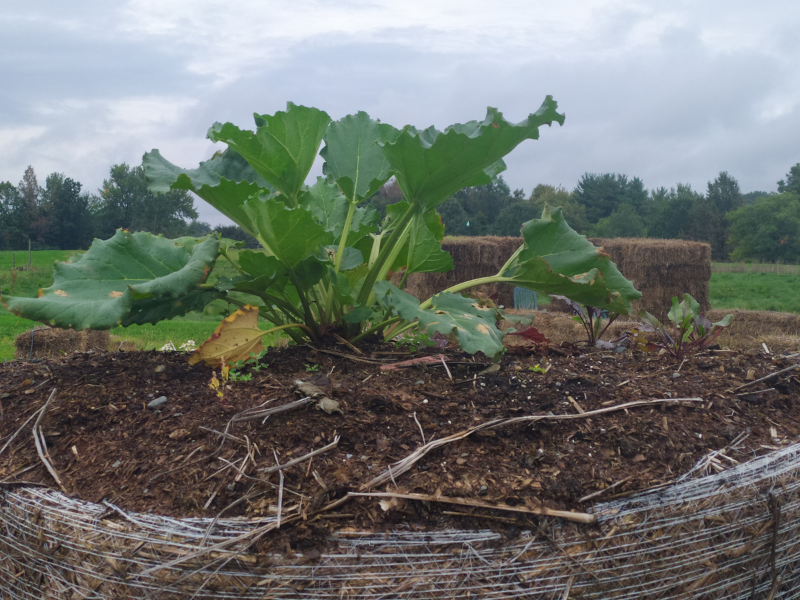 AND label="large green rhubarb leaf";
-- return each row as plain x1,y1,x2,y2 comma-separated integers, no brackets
208,103,331,203
375,281,505,358
300,178,380,245
243,197,328,268
123,289,219,327
382,97,564,212
1,230,219,330
143,148,271,235
321,111,400,203
385,202,451,274
500,207,641,314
